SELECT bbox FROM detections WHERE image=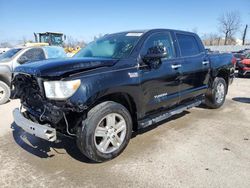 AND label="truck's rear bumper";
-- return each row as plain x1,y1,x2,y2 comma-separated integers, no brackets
241,67,250,75
13,108,57,142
